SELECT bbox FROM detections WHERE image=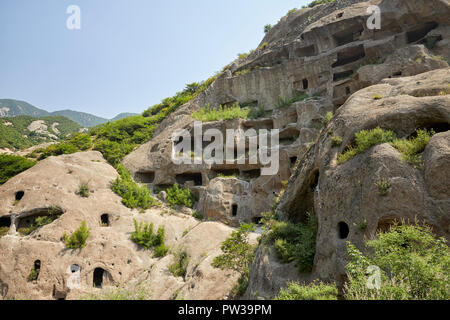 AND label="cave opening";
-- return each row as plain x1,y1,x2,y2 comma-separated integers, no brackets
232,204,238,217
135,171,155,184
93,268,105,288
406,22,438,43
15,191,24,201
302,78,309,90
332,45,366,68
176,172,203,186
338,222,350,239
100,214,110,227
0,216,11,228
